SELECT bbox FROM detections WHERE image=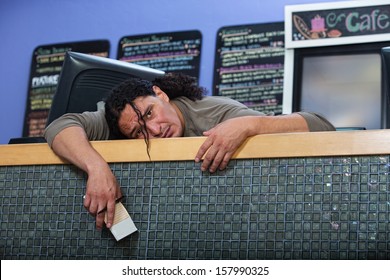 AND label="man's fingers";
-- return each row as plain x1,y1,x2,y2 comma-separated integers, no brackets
104,200,116,229
195,137,213,163
95,212,105,230
207,150,233,173
217,153,232,171
83,195,91,209
88,202,99,216
201,144,219,172
207,150,225,173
